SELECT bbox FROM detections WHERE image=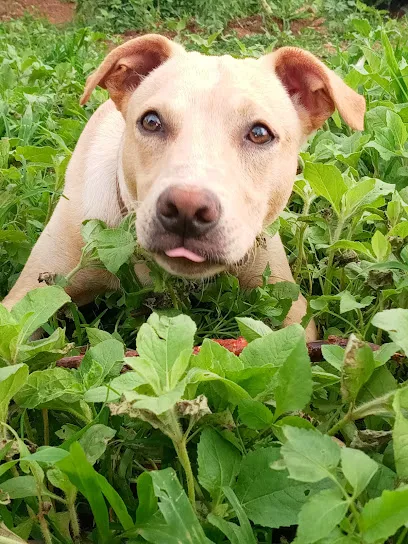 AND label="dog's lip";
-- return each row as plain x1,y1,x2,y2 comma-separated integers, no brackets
165,247,206,263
